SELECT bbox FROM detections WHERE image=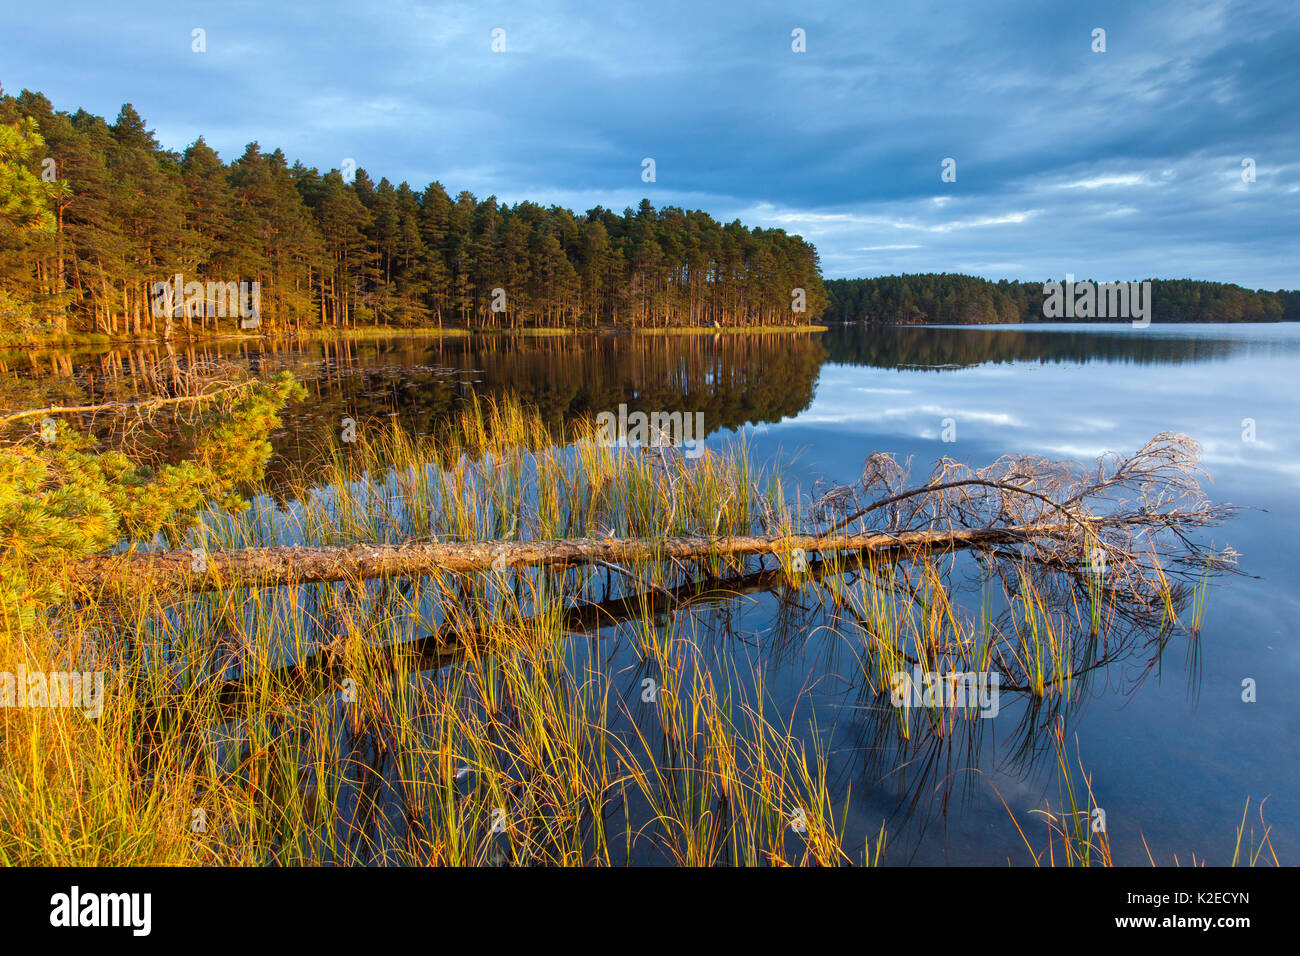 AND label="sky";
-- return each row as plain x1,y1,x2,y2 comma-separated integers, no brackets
2,0,1297,287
